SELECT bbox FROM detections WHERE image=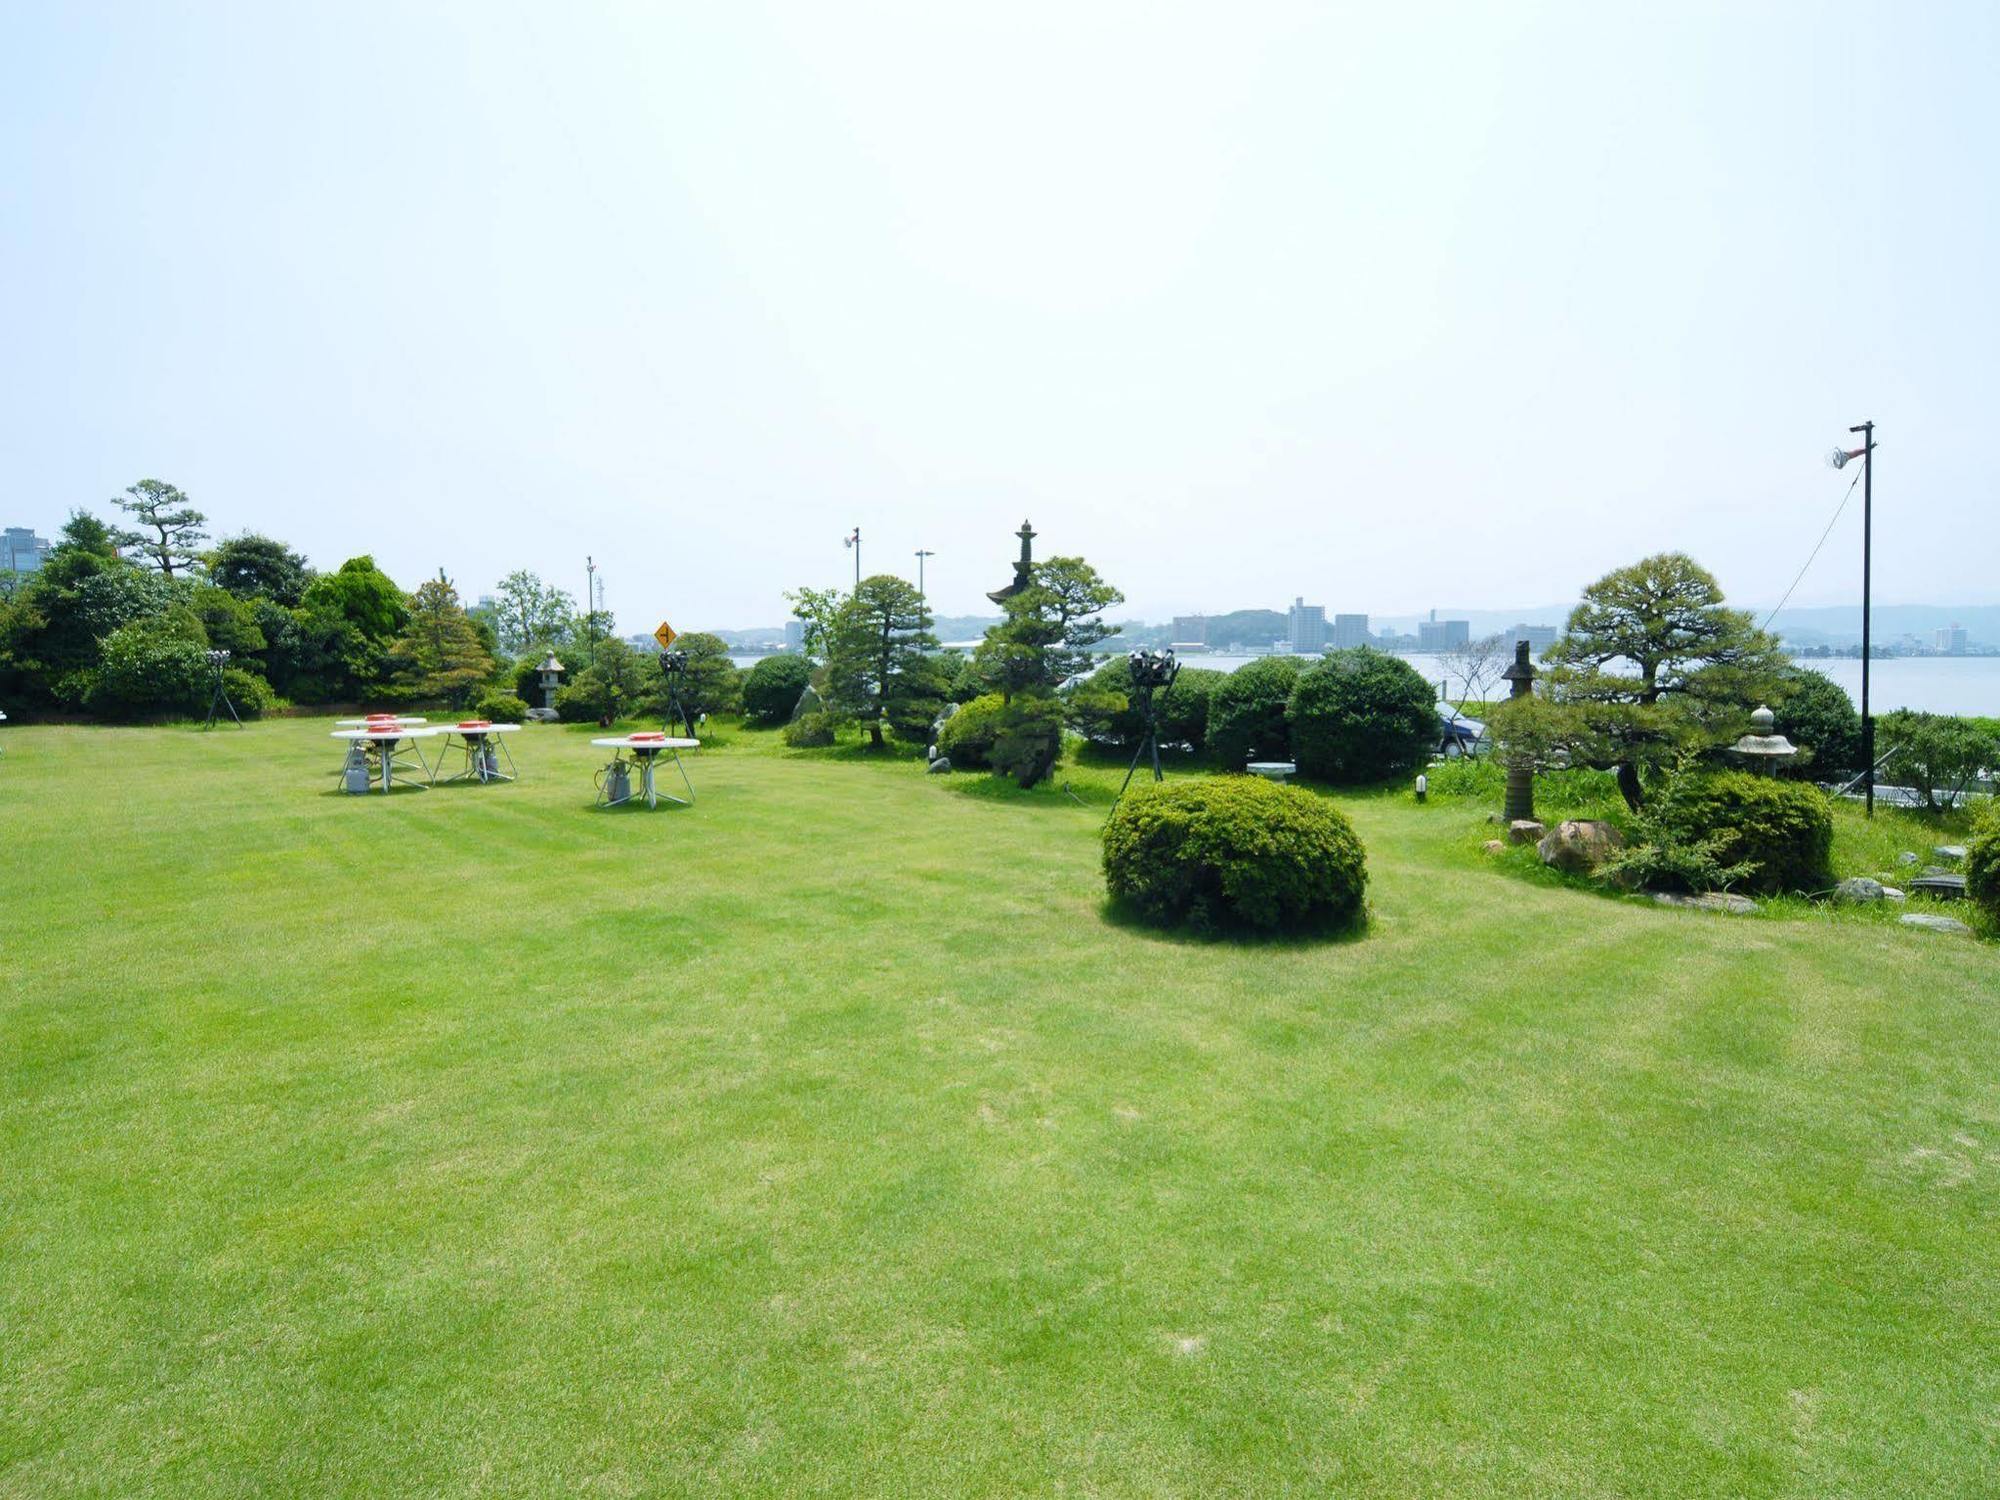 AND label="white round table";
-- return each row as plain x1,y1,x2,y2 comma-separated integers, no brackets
437,721,521,784
331,726,439,793
591,735,699,809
